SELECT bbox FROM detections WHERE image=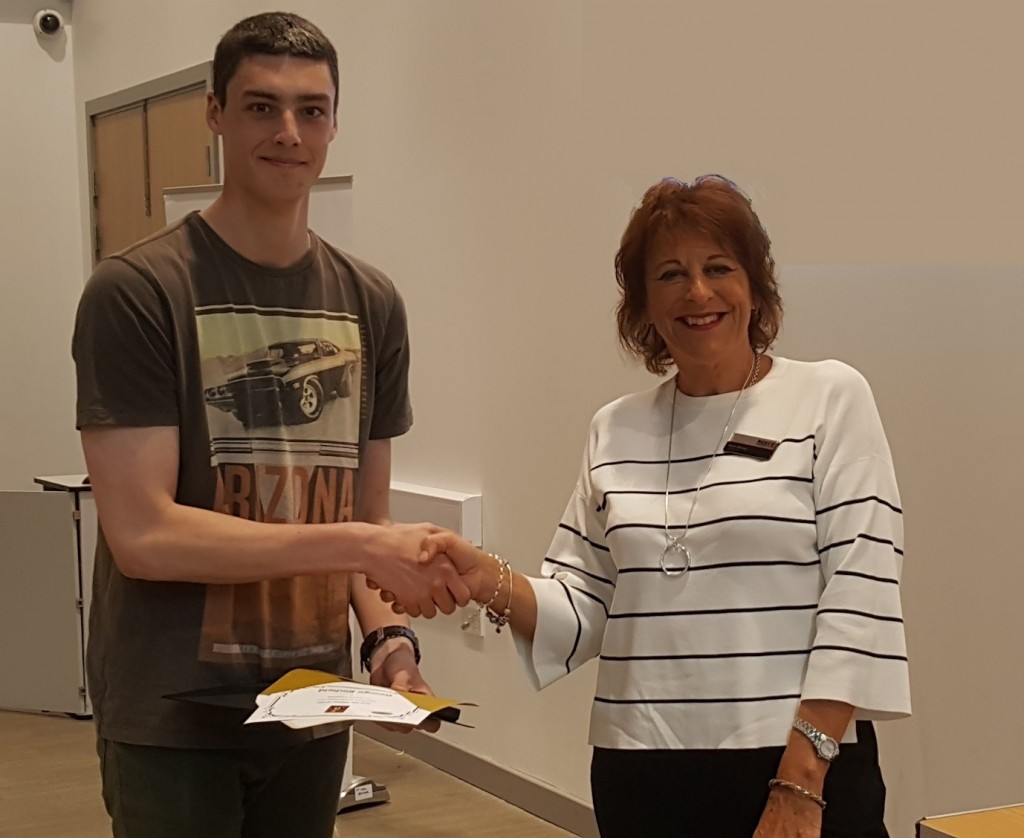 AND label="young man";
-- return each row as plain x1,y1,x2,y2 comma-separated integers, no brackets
72,13,467,837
